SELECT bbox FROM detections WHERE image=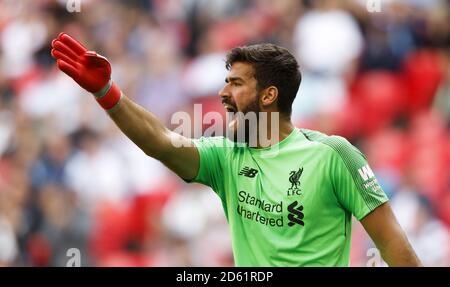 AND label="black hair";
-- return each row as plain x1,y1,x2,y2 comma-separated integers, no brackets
225,43,302,117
